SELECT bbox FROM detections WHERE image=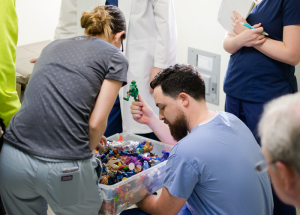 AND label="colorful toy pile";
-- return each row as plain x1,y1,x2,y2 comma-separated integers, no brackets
96,135,170,215
95,136,169,186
